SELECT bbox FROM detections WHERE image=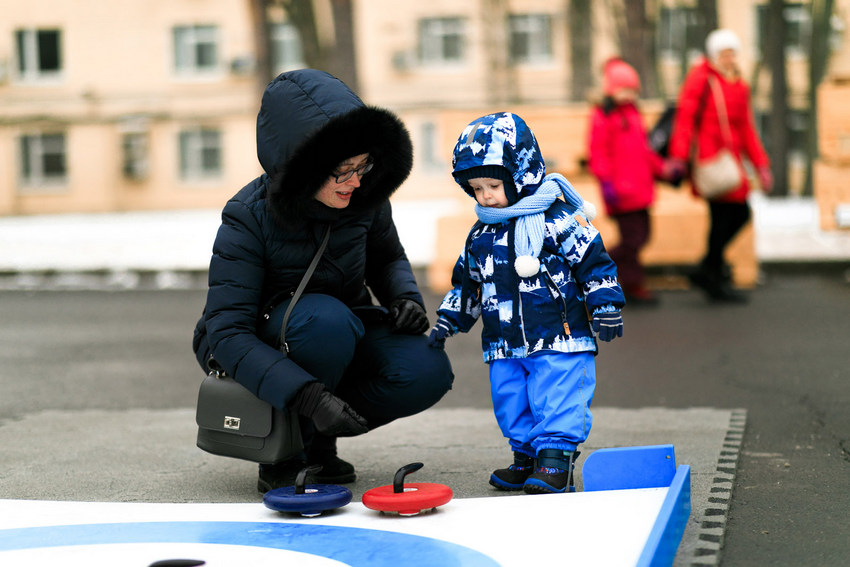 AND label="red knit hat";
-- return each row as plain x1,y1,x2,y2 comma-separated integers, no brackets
602,58,641,96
